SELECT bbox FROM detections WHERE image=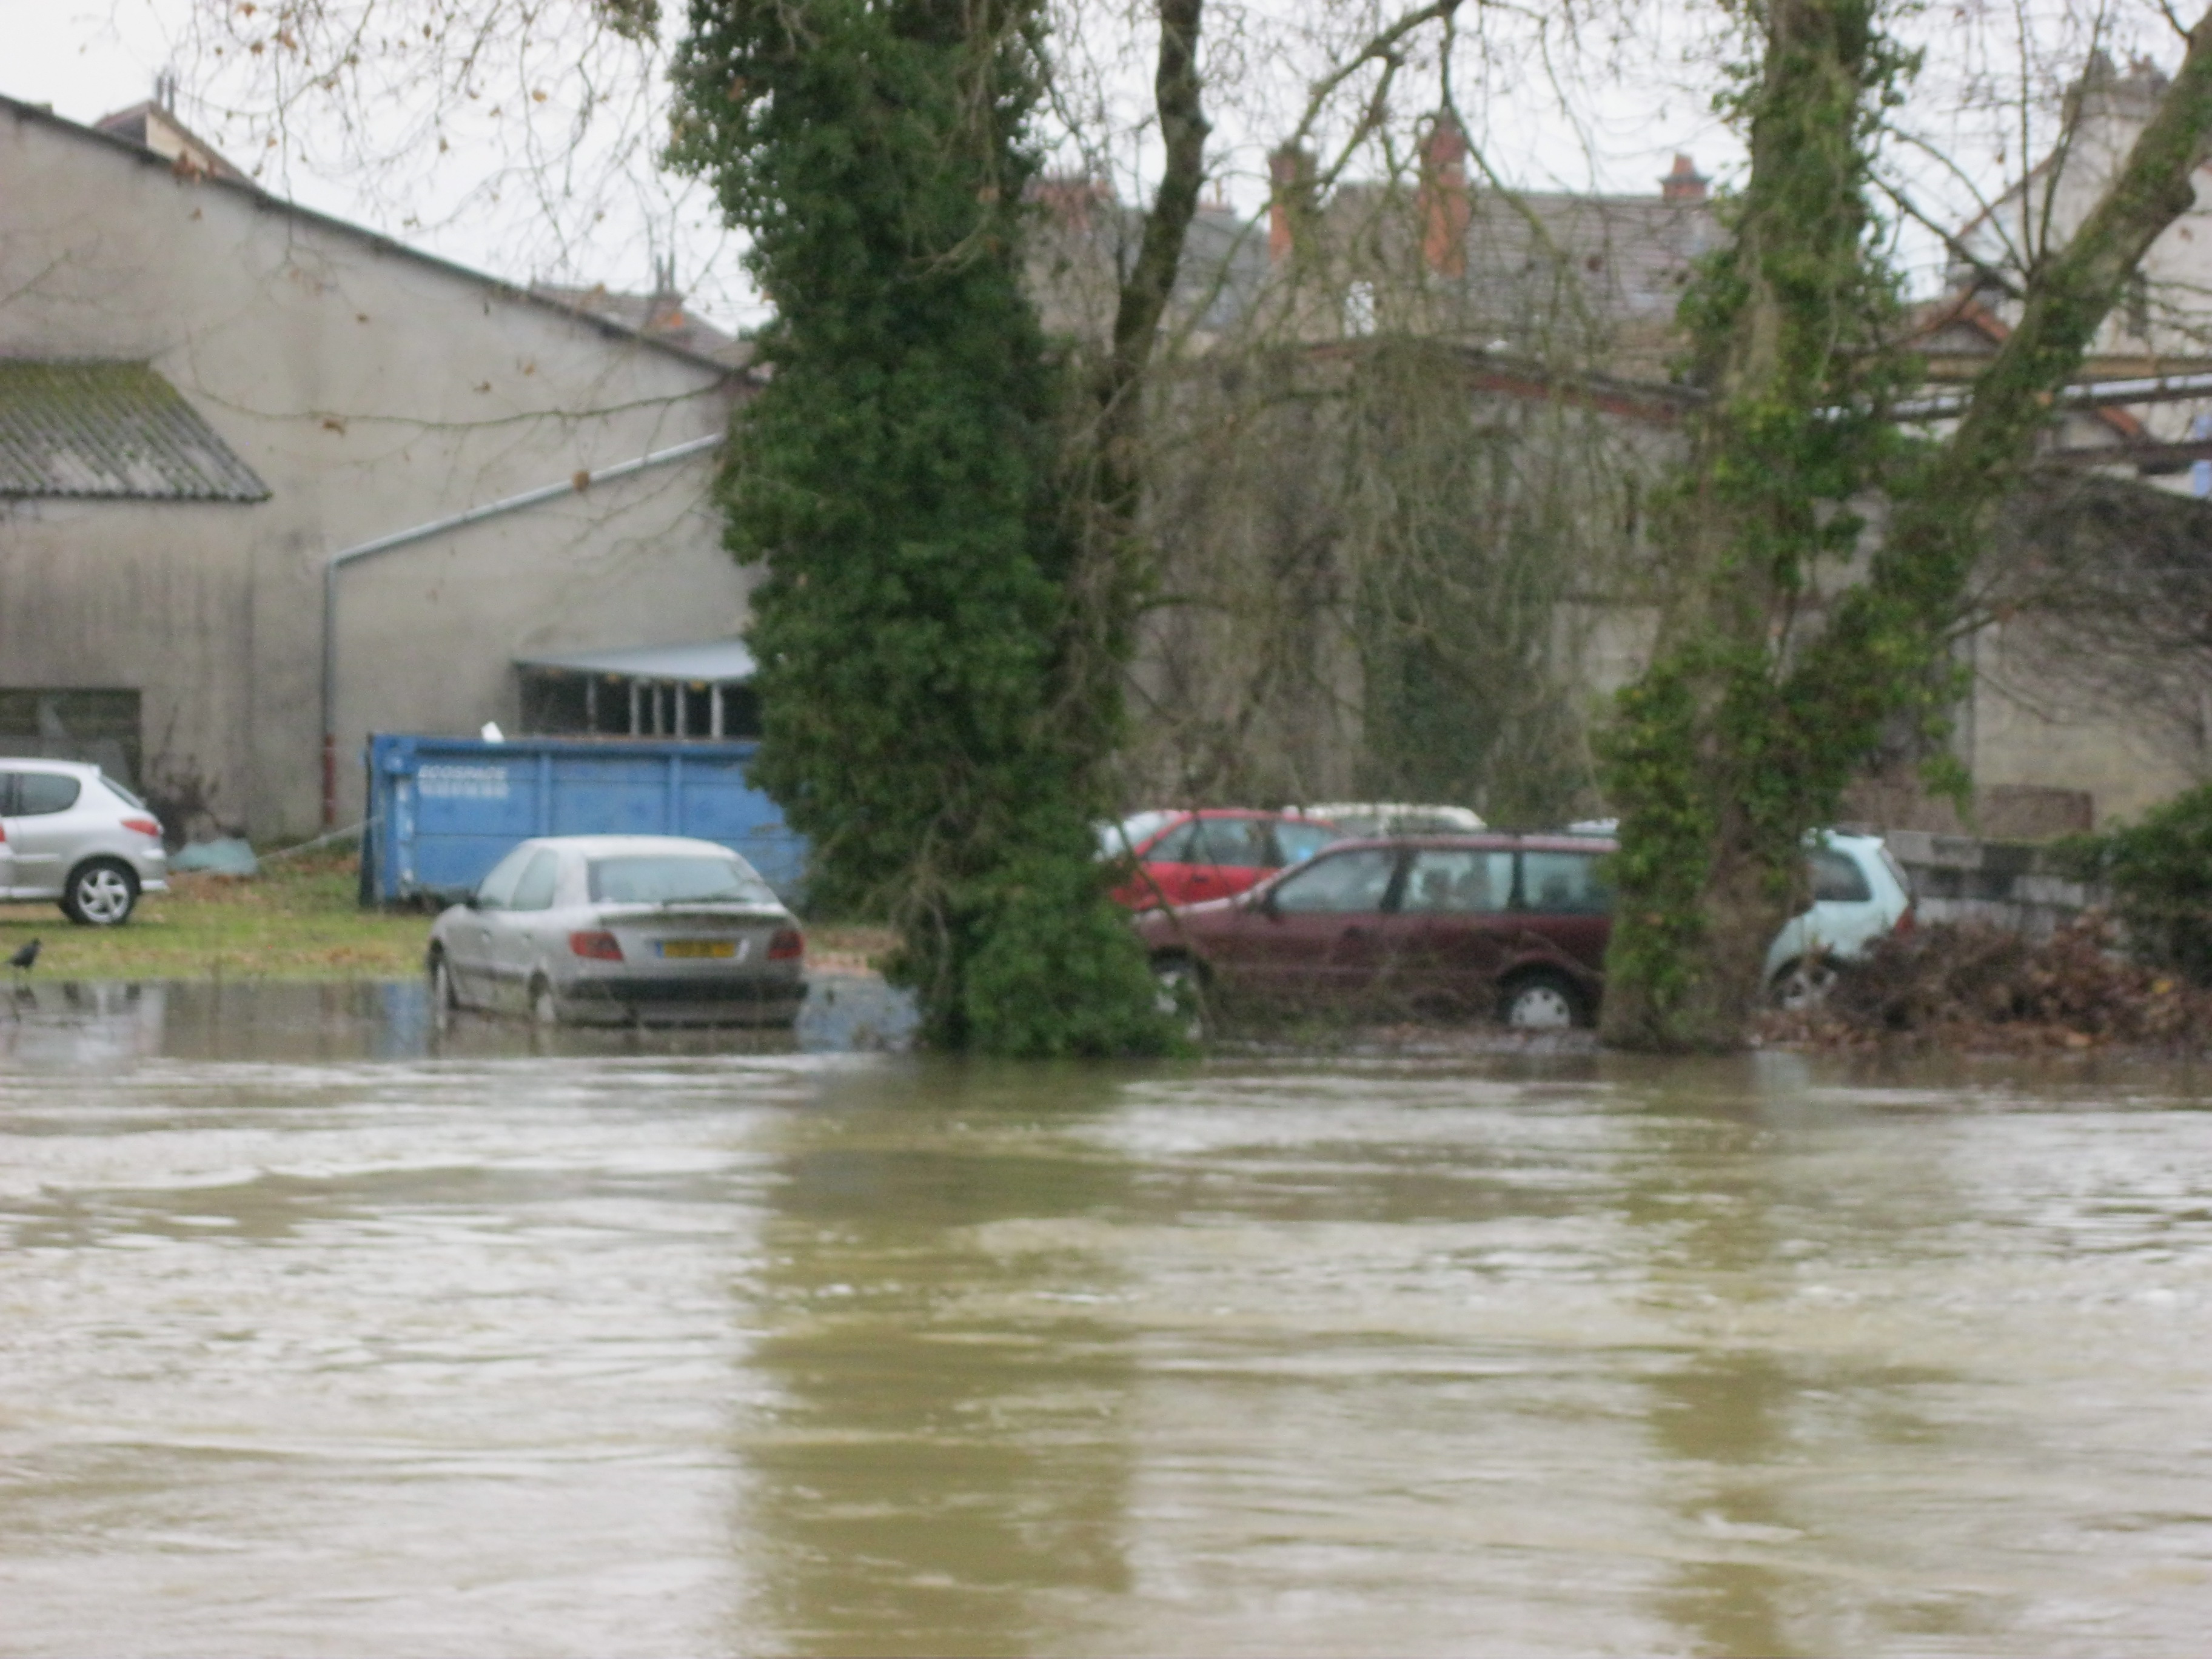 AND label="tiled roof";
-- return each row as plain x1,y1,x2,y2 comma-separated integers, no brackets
0,95,743,381
0,360,270,501
91,101,248,183
1460,190,1722,325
